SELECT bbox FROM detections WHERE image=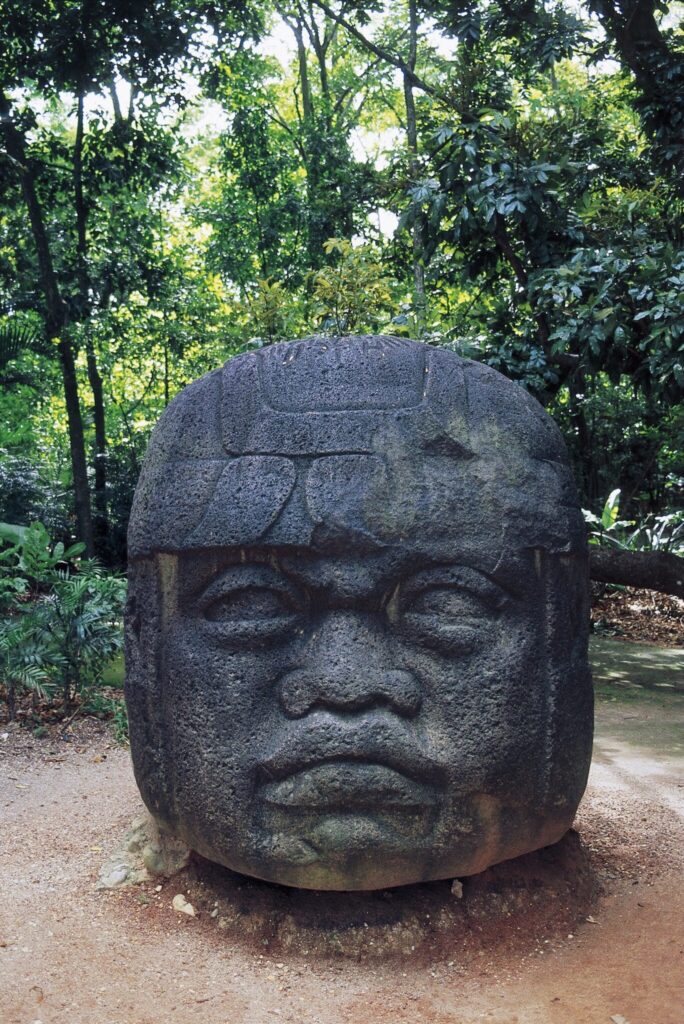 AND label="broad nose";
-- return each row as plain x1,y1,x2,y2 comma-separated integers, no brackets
278,611,422,719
